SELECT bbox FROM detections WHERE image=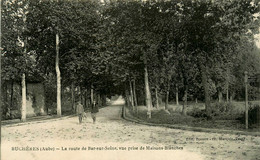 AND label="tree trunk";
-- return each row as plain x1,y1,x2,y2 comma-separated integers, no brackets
226,83,229,102
80,87,86,107
78,86,81,103
10,81,14,109
101,94,106,106
97,93,101,107
3,83,8,108
155,87,159,109
20,1,28,121
124,88,130,107
133,79,138,107
71,82,75,112
230,92,235,102
200,63,211,115
129,80,134,110
182,85,188,115
165,75,171,110
226,68,230,102
56,33,61,117
0,15,1,122
144,64,152,118
21,73,26,122
176,85,179,105
91,85,94,104
80,87,84,105
84,89,87,109
165,90,169,110
218,90,223,102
